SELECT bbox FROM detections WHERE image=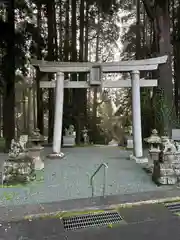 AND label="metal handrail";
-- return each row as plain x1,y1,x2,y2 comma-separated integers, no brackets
90,163,108,198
